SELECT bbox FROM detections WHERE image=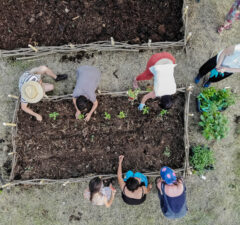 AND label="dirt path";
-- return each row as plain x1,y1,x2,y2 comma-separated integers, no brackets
0,0,239,225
